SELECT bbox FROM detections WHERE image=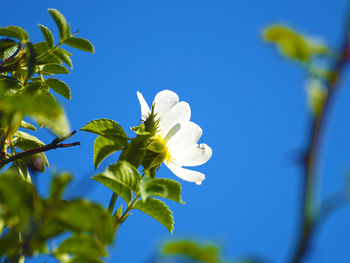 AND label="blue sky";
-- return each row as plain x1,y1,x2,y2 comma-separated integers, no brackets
3,0,350,262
